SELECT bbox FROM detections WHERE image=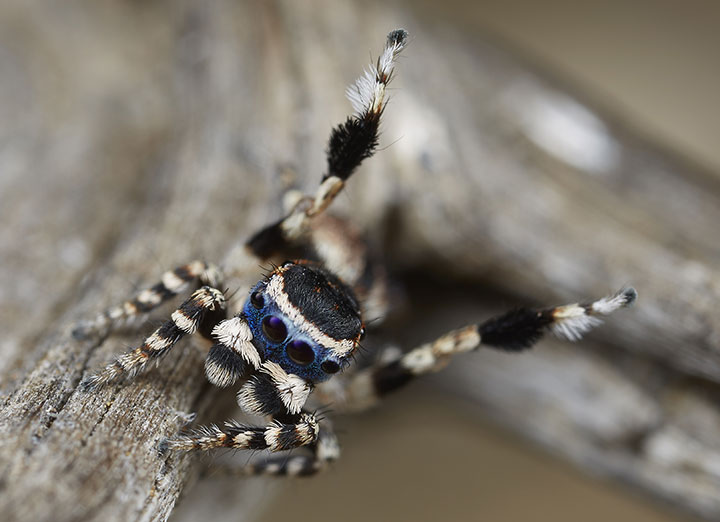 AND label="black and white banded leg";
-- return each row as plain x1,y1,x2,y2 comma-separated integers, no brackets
246,29,408,259
161,361,320,457
81,286,226,390
73,260,222,339
159,412,320,454
211,422,341,477
332,287,638,410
